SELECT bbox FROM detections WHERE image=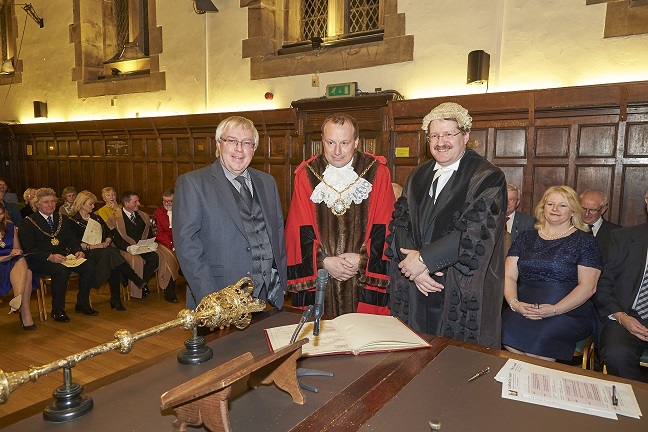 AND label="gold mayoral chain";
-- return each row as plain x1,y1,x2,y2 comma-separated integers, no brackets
27,215,63,245
307,159,377,216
